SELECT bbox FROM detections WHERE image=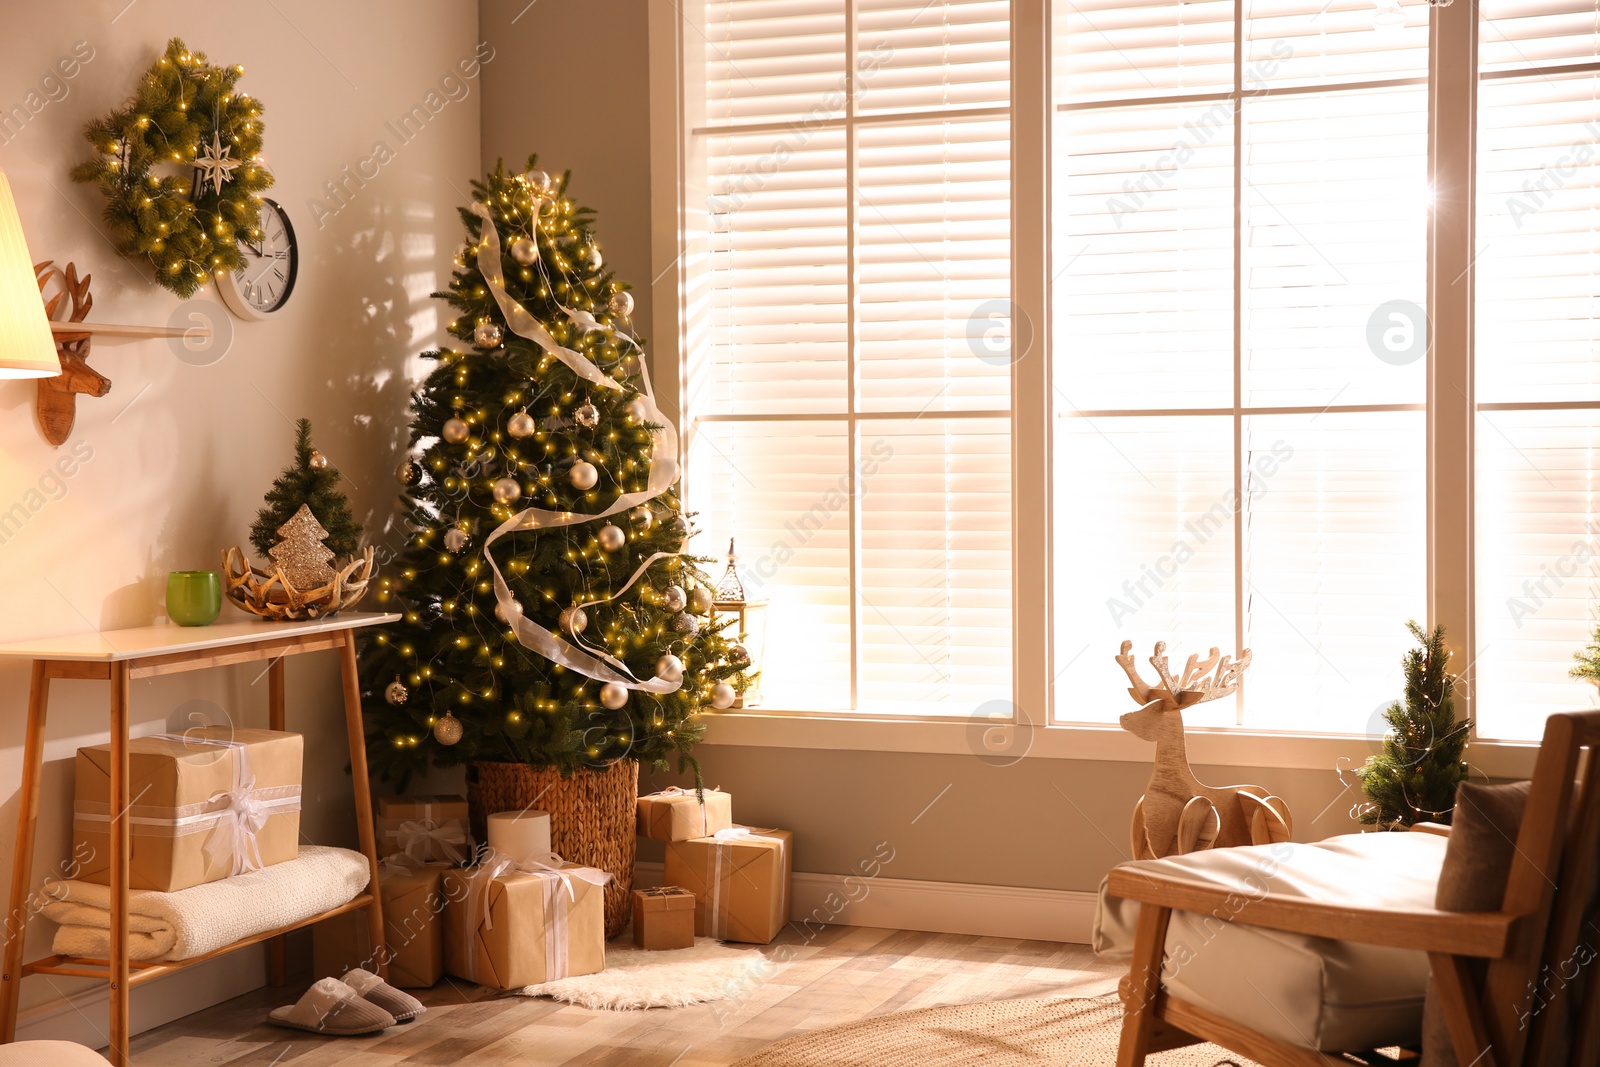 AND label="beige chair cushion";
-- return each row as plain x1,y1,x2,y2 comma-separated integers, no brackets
0,1041,108,1066
1095,831,1447,1052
